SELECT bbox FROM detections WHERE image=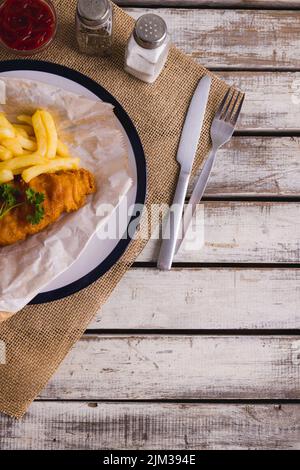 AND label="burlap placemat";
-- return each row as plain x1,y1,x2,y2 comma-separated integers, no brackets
0,1,236,418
